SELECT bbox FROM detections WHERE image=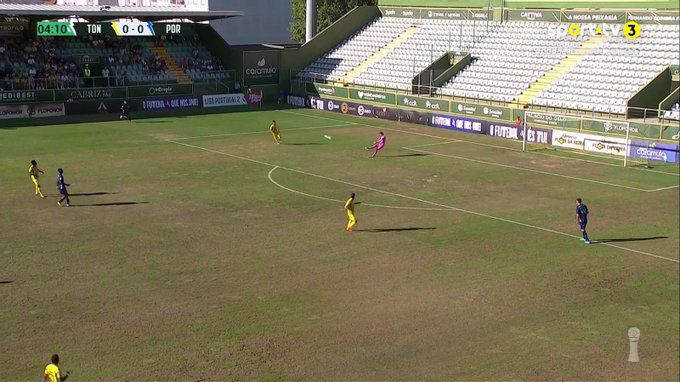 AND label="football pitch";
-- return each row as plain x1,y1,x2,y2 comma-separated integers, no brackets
1,107,678,380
